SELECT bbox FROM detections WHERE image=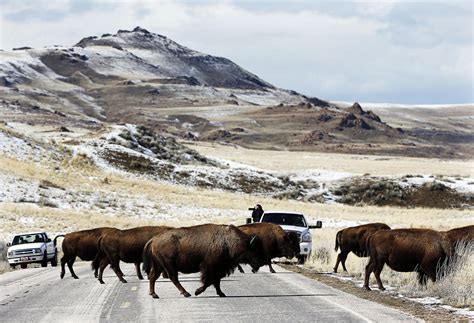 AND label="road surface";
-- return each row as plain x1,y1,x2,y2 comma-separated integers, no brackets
0,263,416,322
